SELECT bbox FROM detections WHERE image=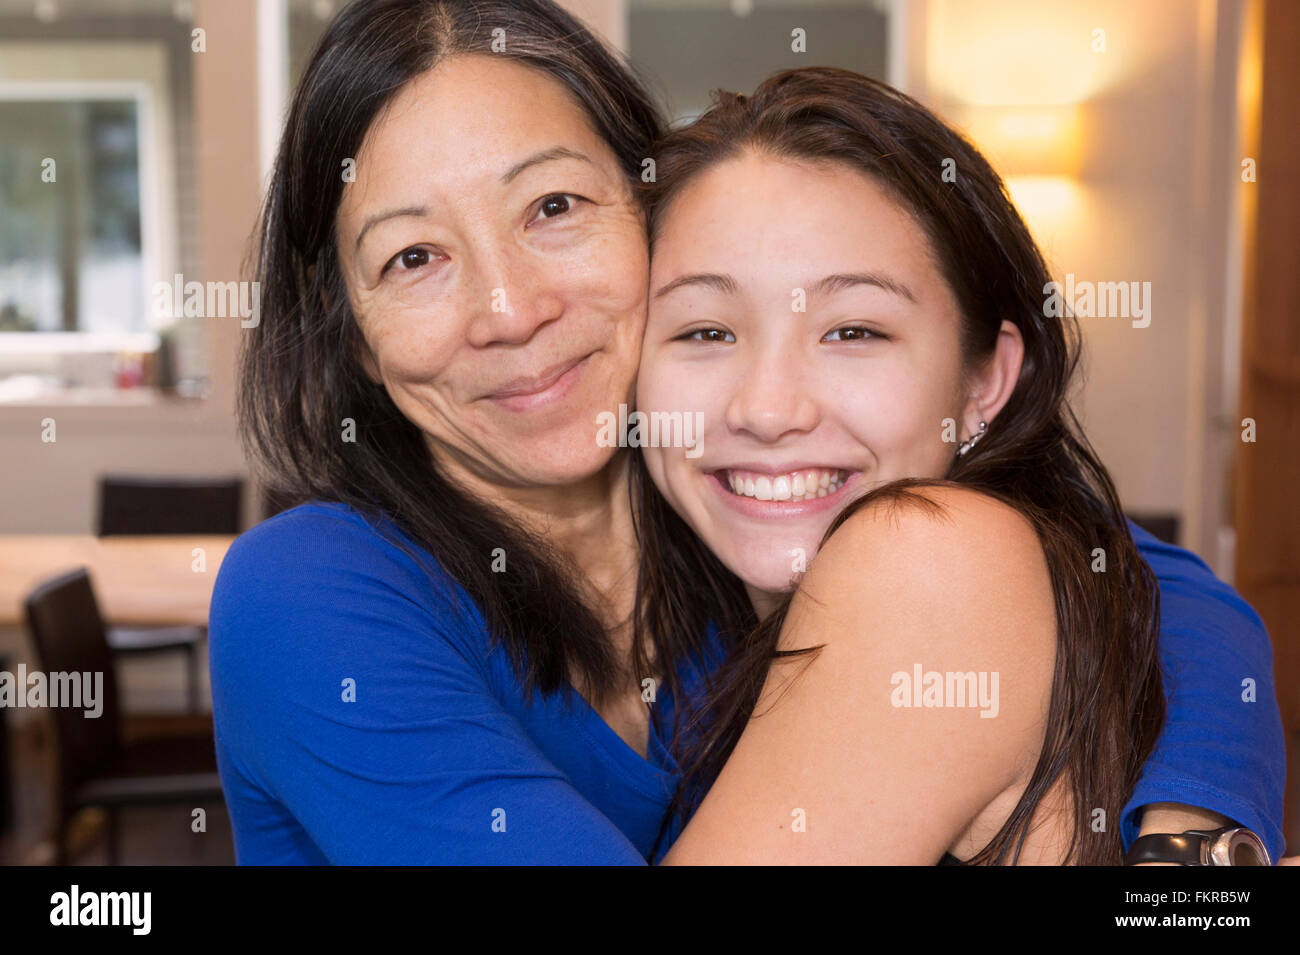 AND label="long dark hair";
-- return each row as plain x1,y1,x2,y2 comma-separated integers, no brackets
635,68,1165,865
238,0,682,708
